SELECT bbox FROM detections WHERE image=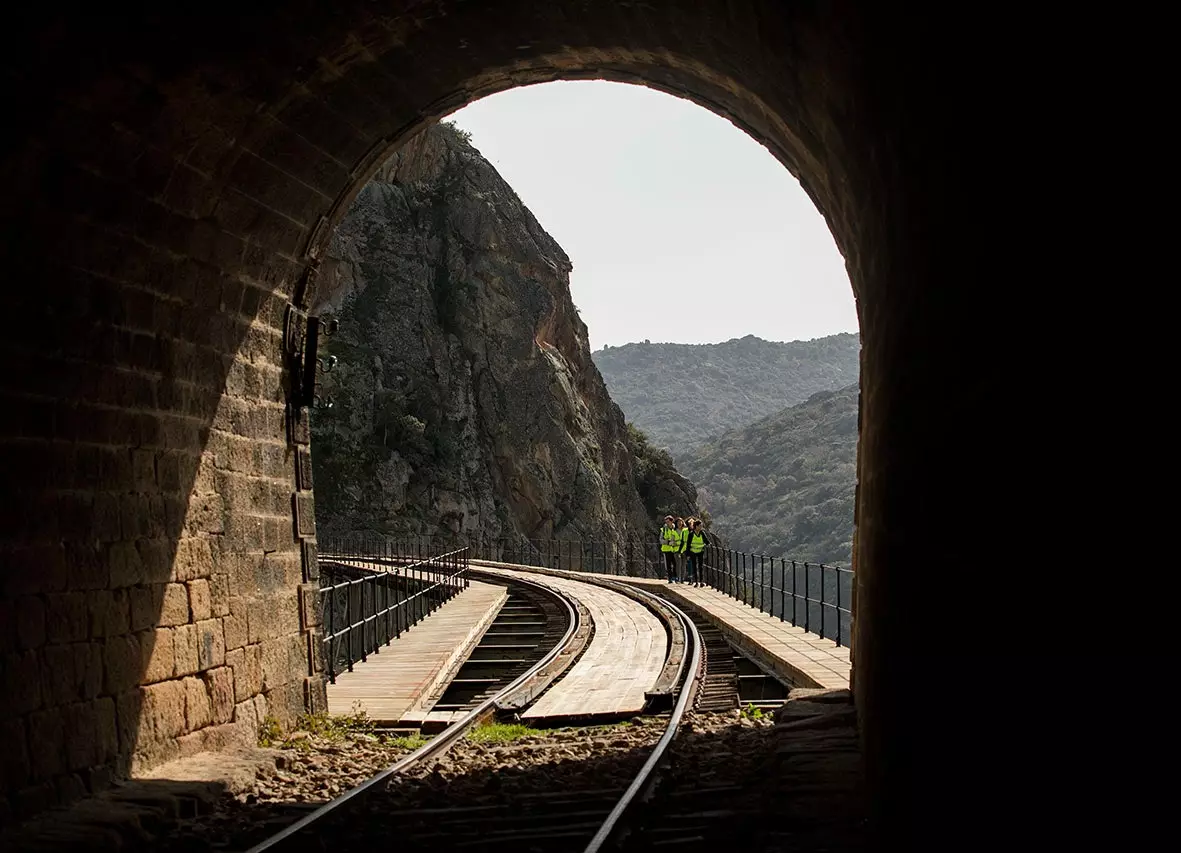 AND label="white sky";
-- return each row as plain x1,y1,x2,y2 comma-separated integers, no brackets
448,81,858,351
